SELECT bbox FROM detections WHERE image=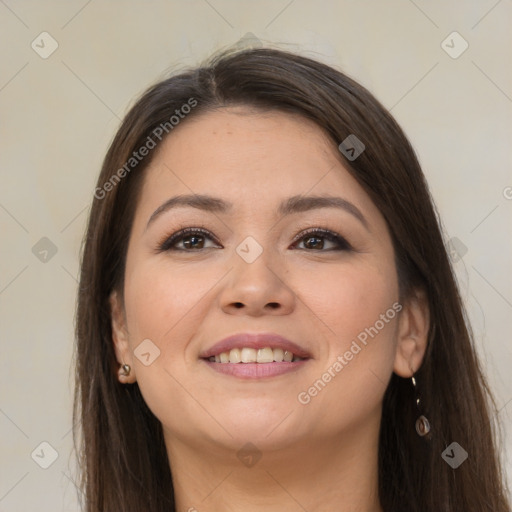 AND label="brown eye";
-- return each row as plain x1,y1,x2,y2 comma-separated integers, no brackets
302,235,325,250
292,229,352,251
158,228,219,252
181,234,206,249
